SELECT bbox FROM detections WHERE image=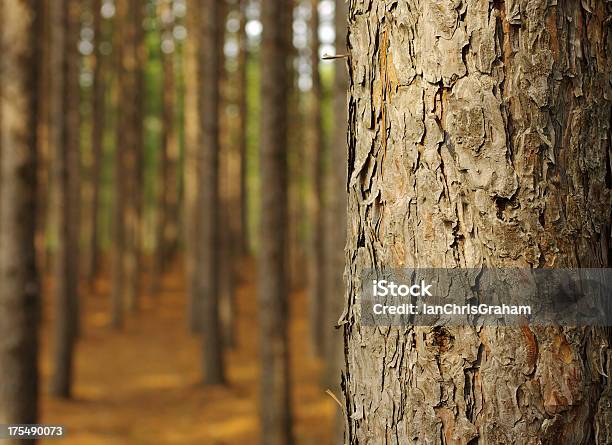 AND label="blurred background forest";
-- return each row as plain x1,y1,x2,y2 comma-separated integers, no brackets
21,0,349,443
